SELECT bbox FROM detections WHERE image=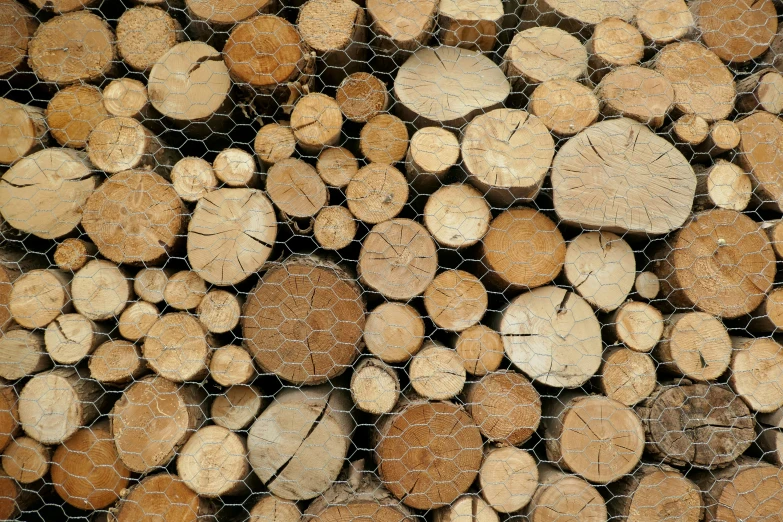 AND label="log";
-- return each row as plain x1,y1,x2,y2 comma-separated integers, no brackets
197,289,242,334
520,0,636,37
103,78,159,128
694,160,751,211
358,218,438,300
564,231,636,312
653,41,735,122
0,148,97,238
596,66,674,128
730,337,783,413
465,370,541,446
666,114,710,151
527,78,599,137
134,267,172,304
314,205,357,250
19,367,106,444
503,27,587,92
454,325,503,376
598,347,657,407
634,0,694,46
634,271,660,300
523,464,607,522
586,18,644,82
423,184,490,249
405,127,460,194
606,464,703,522
366,0,437,58
0,384,18,452
359,114,408,164
28,0,96,11
290,93,343,154
736,68,783,114
177,425,250,497
316,147,358,188
479,446,538,514
0,329,49,380
0,98,46,165
87,117,179,175
213,148,257,188
210,344,254,387
605,301,664,353
499,286,602,388
655,209,775,318
763,29,783,72
654,312,732,381
736,111,783,211
267,158,329,224
211,384,265,431
118,301,159,341
0,472,37,520
0,0,36,80
163,271,207,311
72,260,132,321
423,269,487,332
409,341,466,400
438,0,503,52
748,286,783,332
395,46,510,128
188,188,277,285
363,301,424,363
375,399,483,509
250,495,301,522
248,385,354,500
346,163,408,224
336,72,390,123
117,6,182,72
171,157,218,202
479,207,565,291
9,269,71,329
113,473,217,522
185,0,275,47
758,427,783,465
28,11,115,85
552,118,696,235
45,313,108,364
254,121,296,167
54,238,97,272
89,340,145,385
693,119,741,158
46,84,108,149
434,495,499,522
143,313,211,382
51,421,131,510
691,0,777,65
243,256,365,385
0,269,12,334
350,357,400,415
638,382,754,468
1,436,48,484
